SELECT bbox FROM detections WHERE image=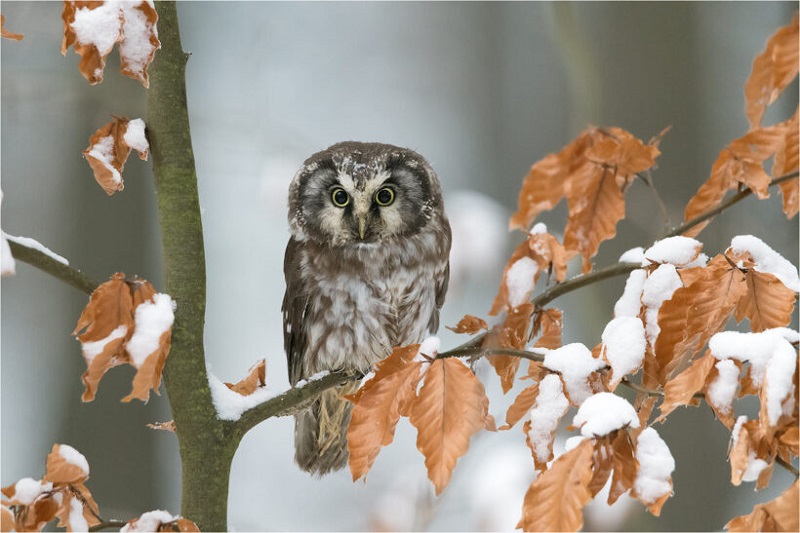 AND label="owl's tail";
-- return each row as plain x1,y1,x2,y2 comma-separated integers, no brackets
294,384,357,475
